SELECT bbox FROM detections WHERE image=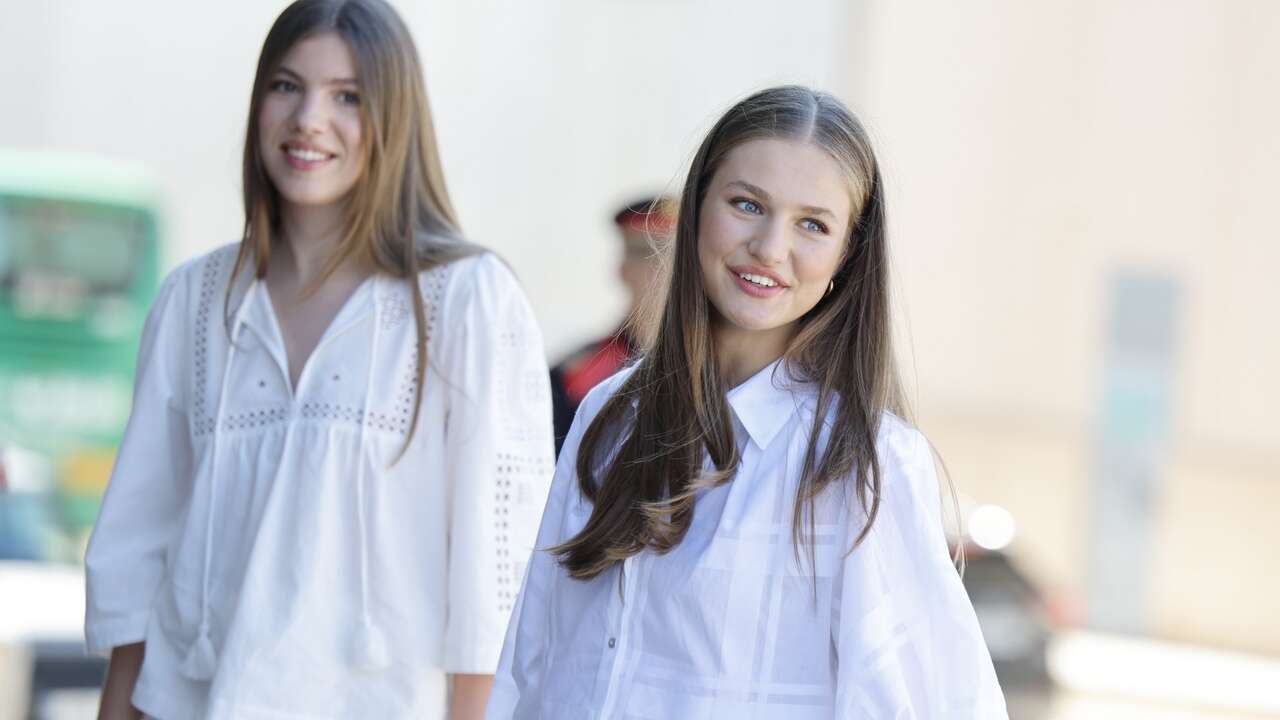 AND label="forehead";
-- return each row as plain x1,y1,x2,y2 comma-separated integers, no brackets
714,137,852,219
277,31,358,78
